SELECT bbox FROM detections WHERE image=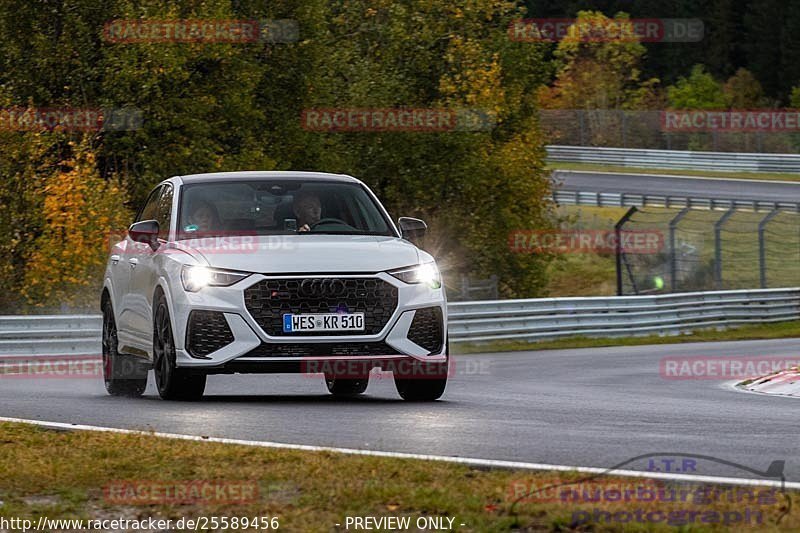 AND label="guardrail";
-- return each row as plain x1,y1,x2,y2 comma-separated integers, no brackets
448,288,800,343
0,315,101,355
2,288,798,353
546,145,800,173
552,190,800,213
